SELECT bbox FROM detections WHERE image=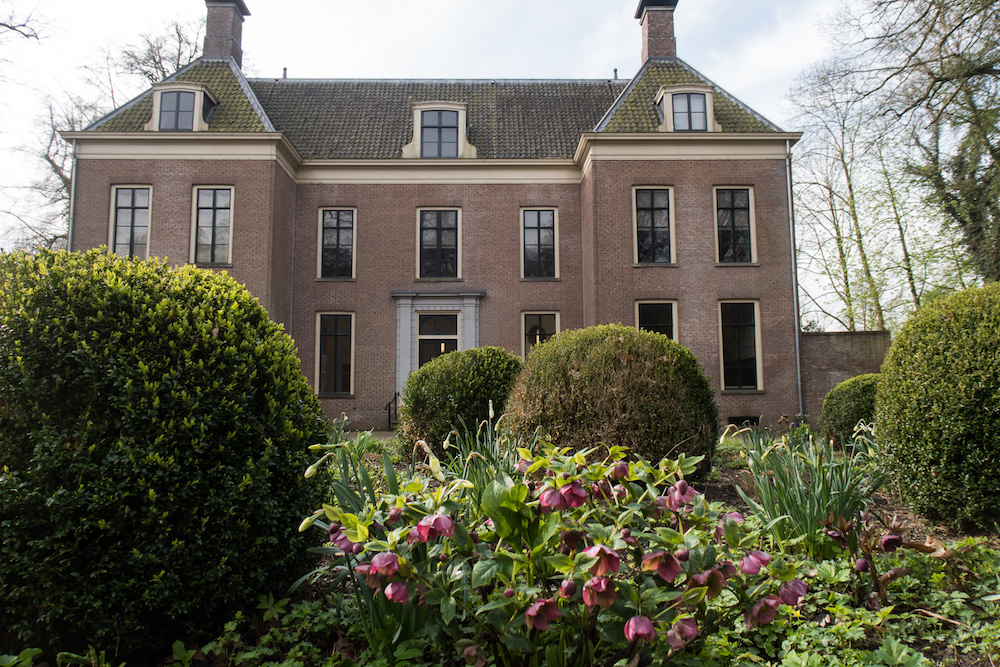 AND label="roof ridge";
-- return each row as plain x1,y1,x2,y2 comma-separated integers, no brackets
245,77,627,85
670,59,784,132
593,60,659,132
